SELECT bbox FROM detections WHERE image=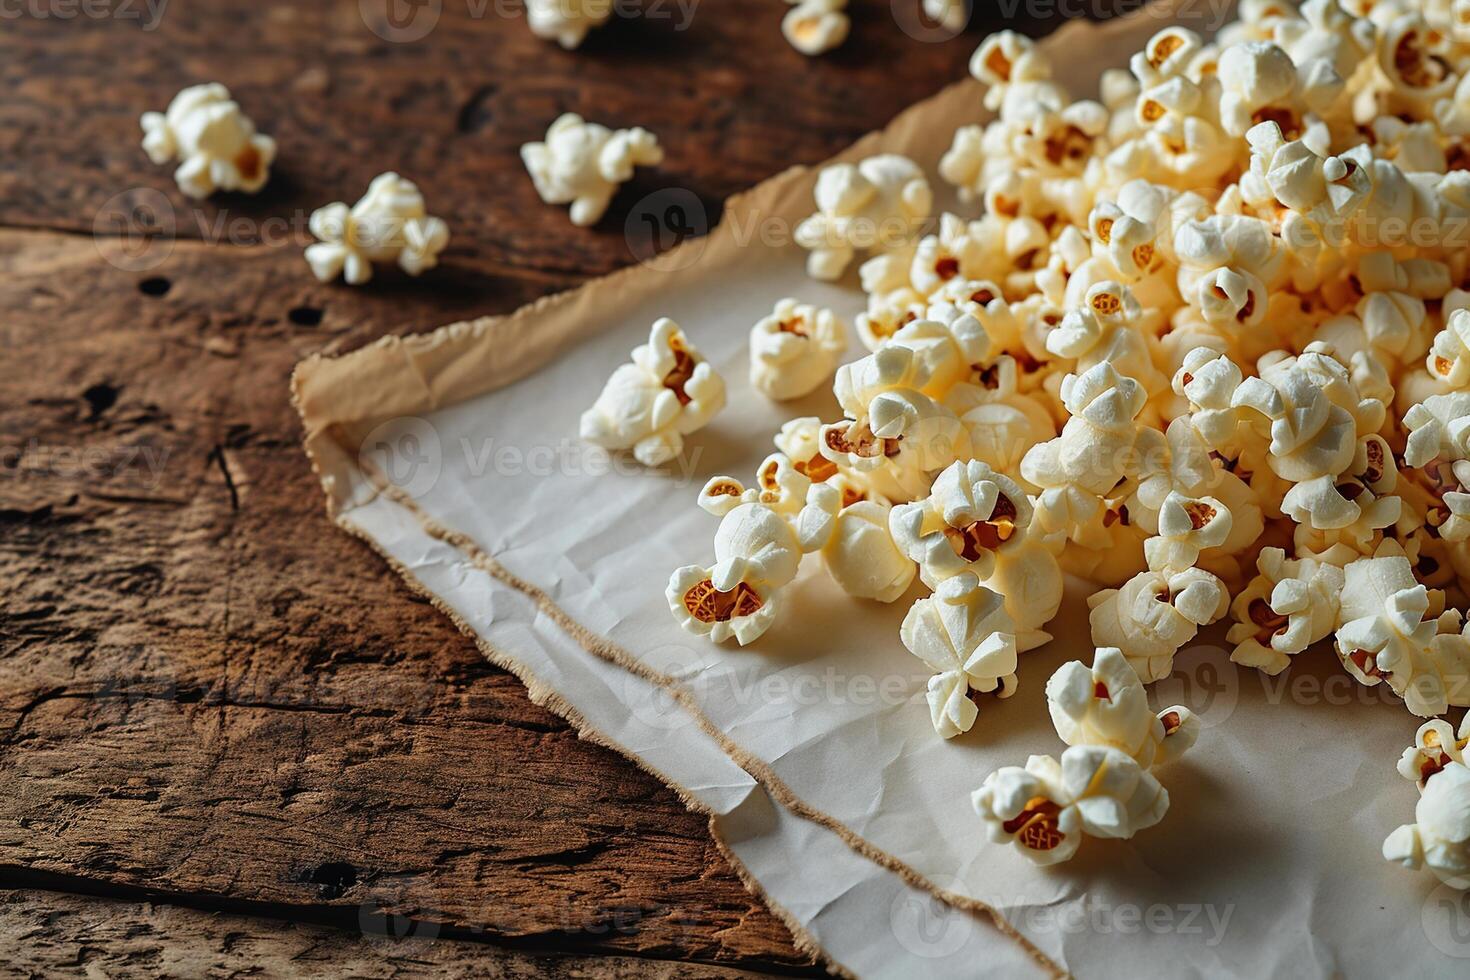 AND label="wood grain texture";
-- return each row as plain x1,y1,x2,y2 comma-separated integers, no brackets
0,887,773,978
0,0,1107,971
